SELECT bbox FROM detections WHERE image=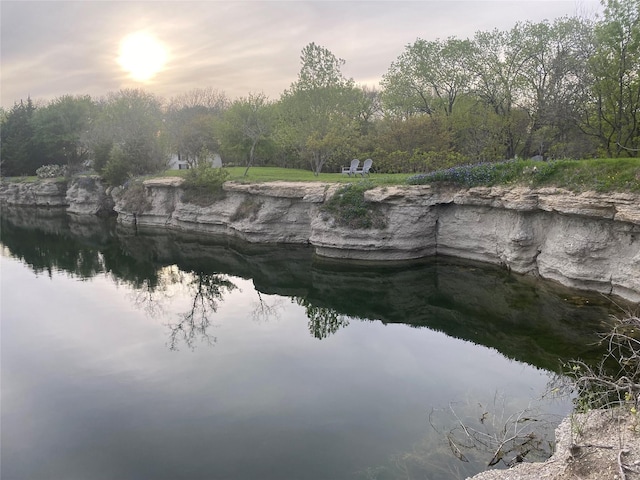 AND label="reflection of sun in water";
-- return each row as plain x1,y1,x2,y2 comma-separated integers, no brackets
118,32,168,81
